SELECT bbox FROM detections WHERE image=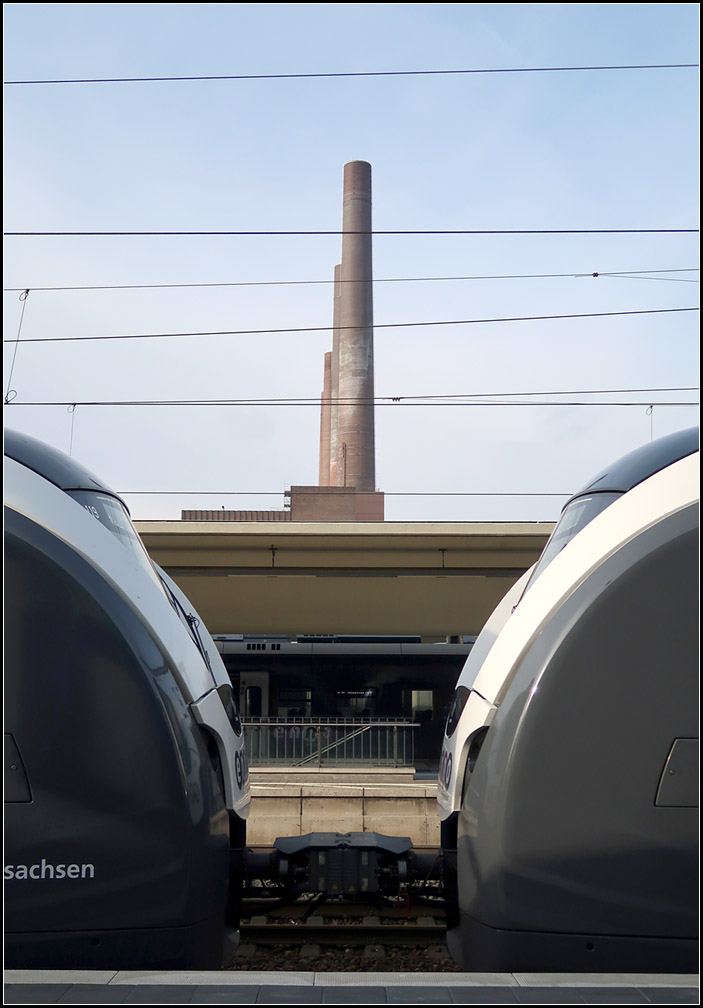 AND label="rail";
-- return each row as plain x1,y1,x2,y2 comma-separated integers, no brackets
242,717,418,767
